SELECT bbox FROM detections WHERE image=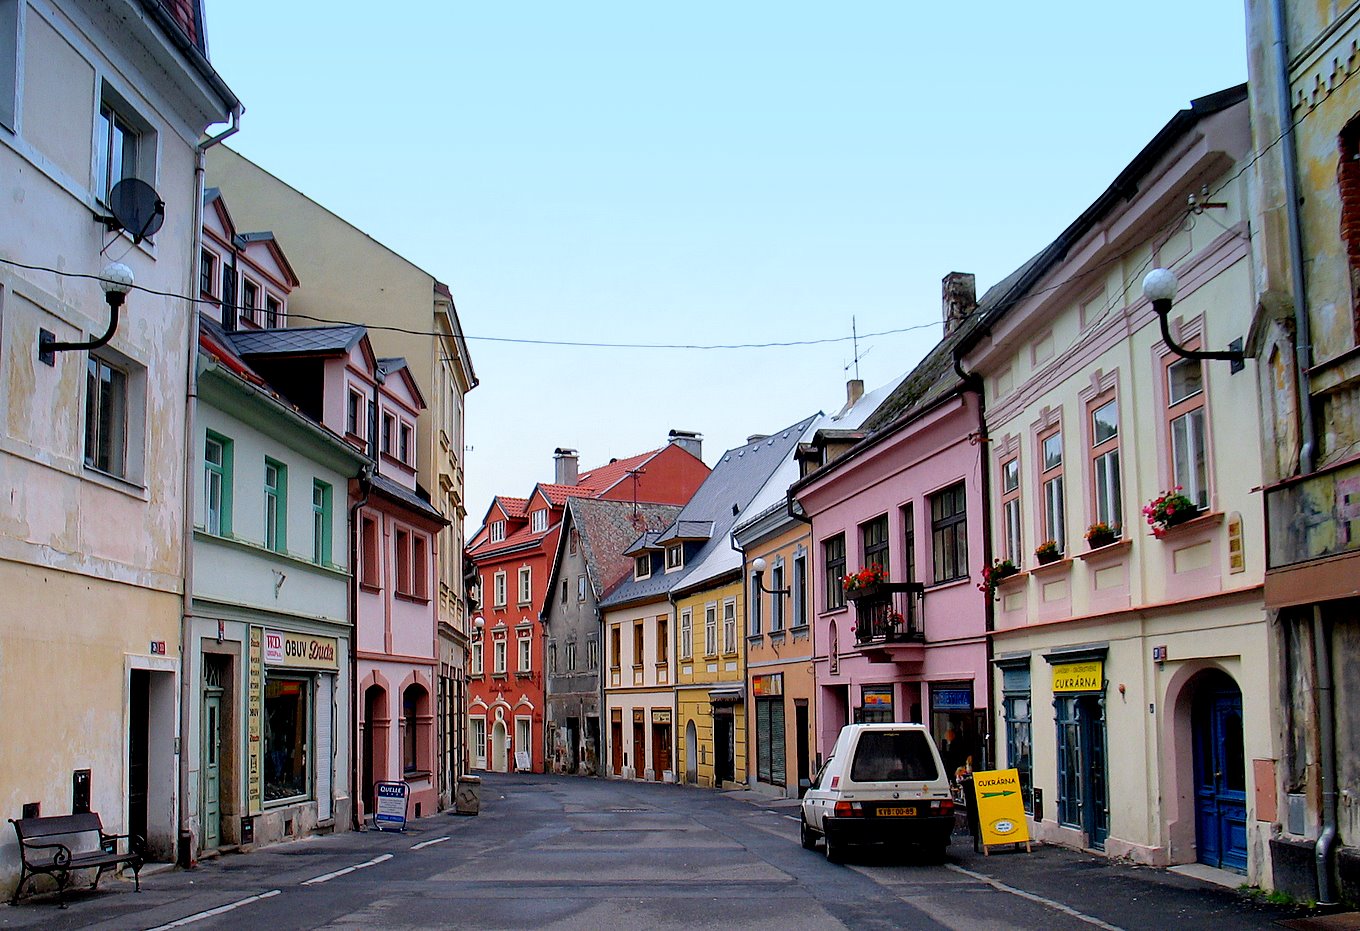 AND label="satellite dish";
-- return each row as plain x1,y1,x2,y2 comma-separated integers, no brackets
100,178,165,244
